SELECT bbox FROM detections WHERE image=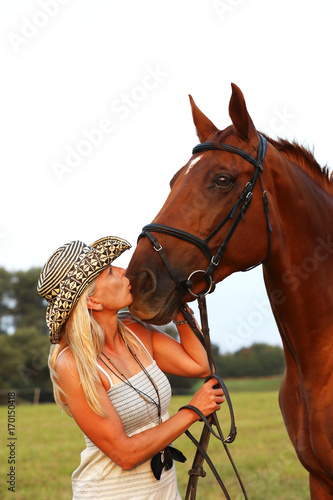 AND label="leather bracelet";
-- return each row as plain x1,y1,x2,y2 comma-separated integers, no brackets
178,404,204,422
173,318,187,325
